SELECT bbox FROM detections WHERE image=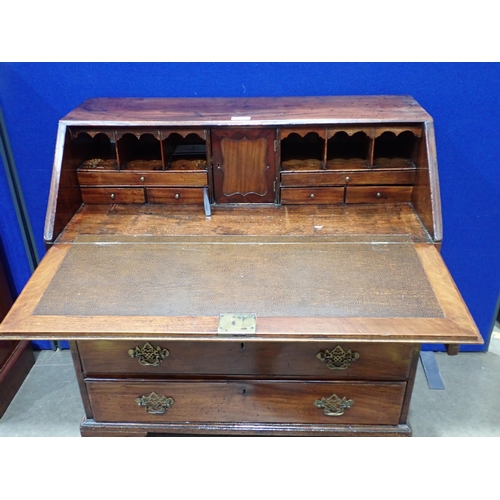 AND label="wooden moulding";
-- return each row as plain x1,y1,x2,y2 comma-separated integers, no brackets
79,418,413,437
